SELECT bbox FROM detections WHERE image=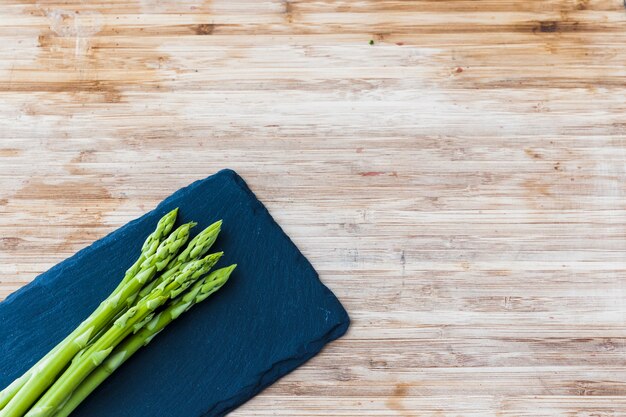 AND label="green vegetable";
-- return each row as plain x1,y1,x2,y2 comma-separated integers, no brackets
53,265,236,417
0,219,194,417
112,208,179,295
0,379,25,413
138,220,222,299
0,209,180,412
0,209,235,417
24,253,223,417
90,219,222,350
0,208,178,410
